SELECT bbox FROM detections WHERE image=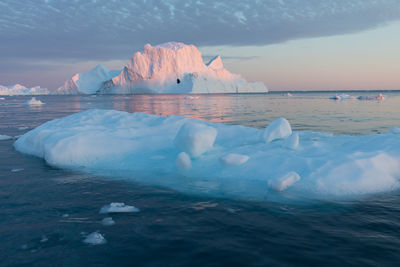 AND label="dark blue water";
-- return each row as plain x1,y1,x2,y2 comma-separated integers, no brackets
1,92,400,266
